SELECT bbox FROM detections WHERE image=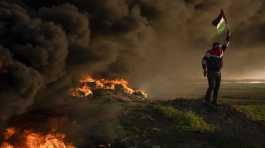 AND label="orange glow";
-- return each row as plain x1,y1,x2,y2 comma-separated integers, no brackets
70,74,148,98
0,142,14,148
70,84,93,97
1,128,75,148
4,128,16,140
